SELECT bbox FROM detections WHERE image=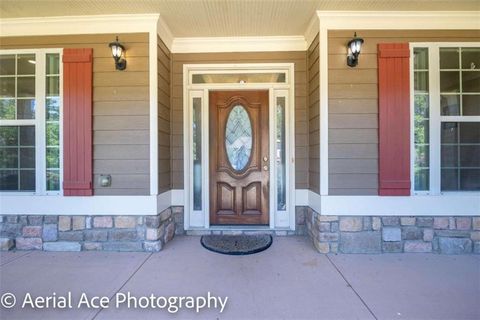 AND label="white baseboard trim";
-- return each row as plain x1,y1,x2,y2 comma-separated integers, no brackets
0,195,158,216
294,189,309,206
320,194,480,216
1,190,478,216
